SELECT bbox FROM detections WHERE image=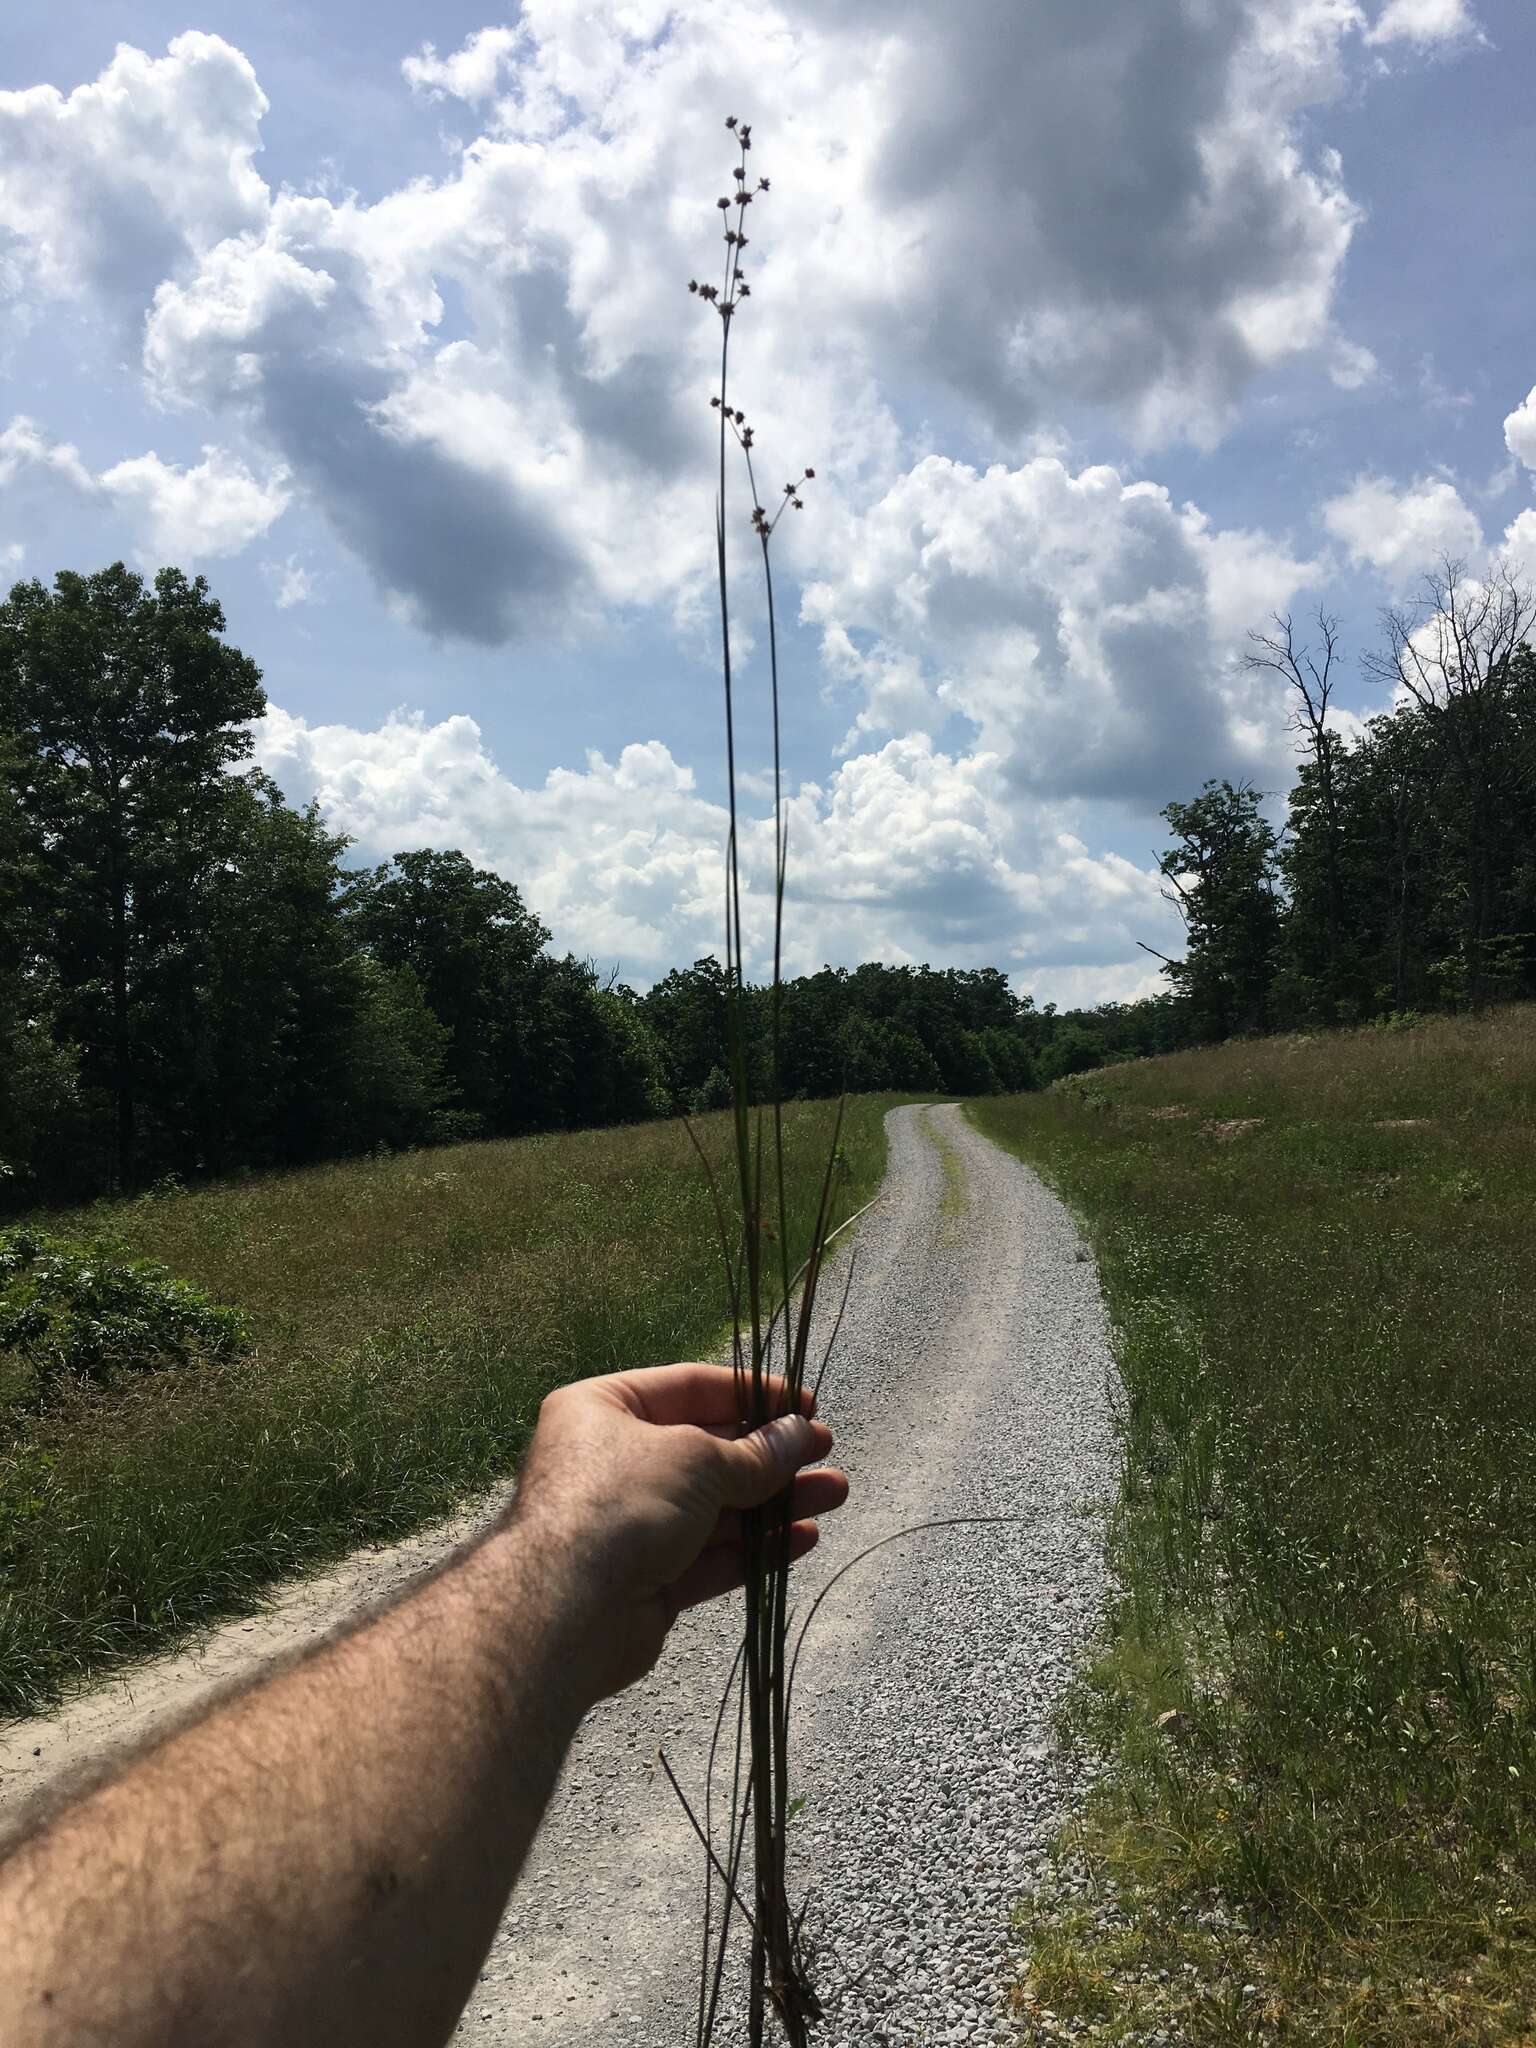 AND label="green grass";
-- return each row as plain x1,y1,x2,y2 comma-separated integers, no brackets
0,1097,903,1716
968,1009,1536,2046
